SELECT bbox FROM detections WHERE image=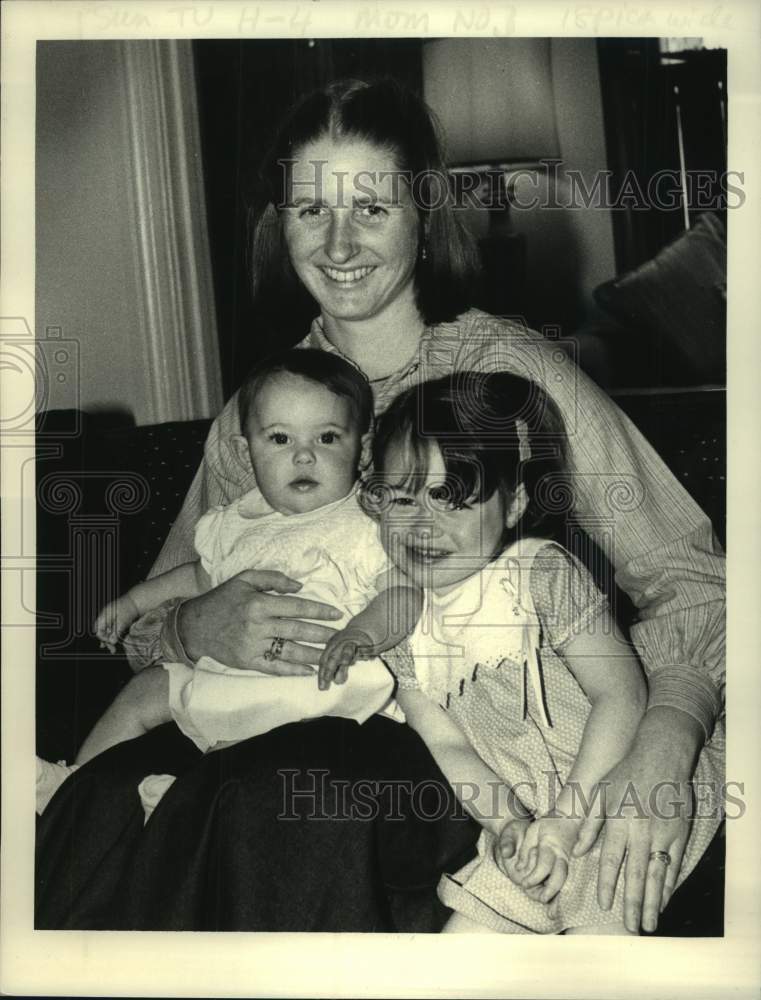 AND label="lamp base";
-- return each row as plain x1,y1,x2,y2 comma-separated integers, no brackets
474,231,527,319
